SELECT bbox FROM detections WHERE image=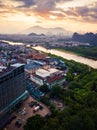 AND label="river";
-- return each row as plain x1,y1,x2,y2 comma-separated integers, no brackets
2,40,24,45
33,46,97,69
